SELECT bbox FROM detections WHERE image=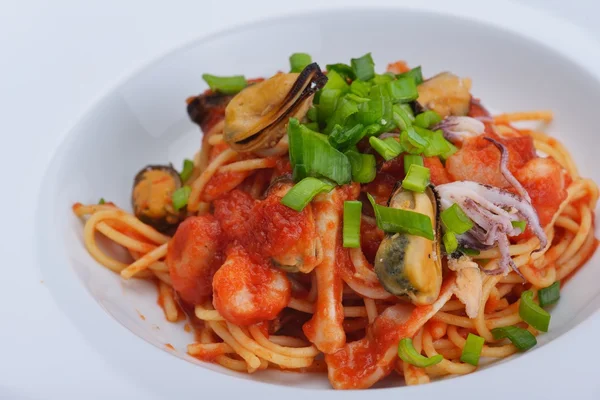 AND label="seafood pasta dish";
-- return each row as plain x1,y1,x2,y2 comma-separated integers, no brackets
73,53,598,389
